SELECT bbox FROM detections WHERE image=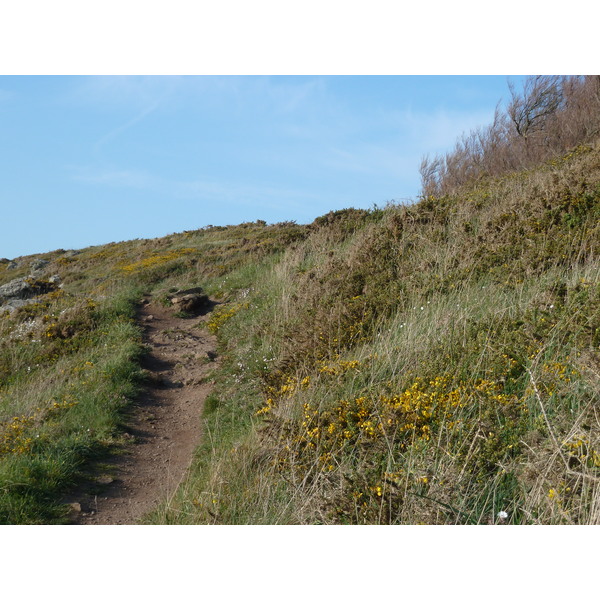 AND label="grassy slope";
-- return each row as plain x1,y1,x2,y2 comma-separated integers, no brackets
0,222,305,523
147,143,600,525
1,143,599,524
